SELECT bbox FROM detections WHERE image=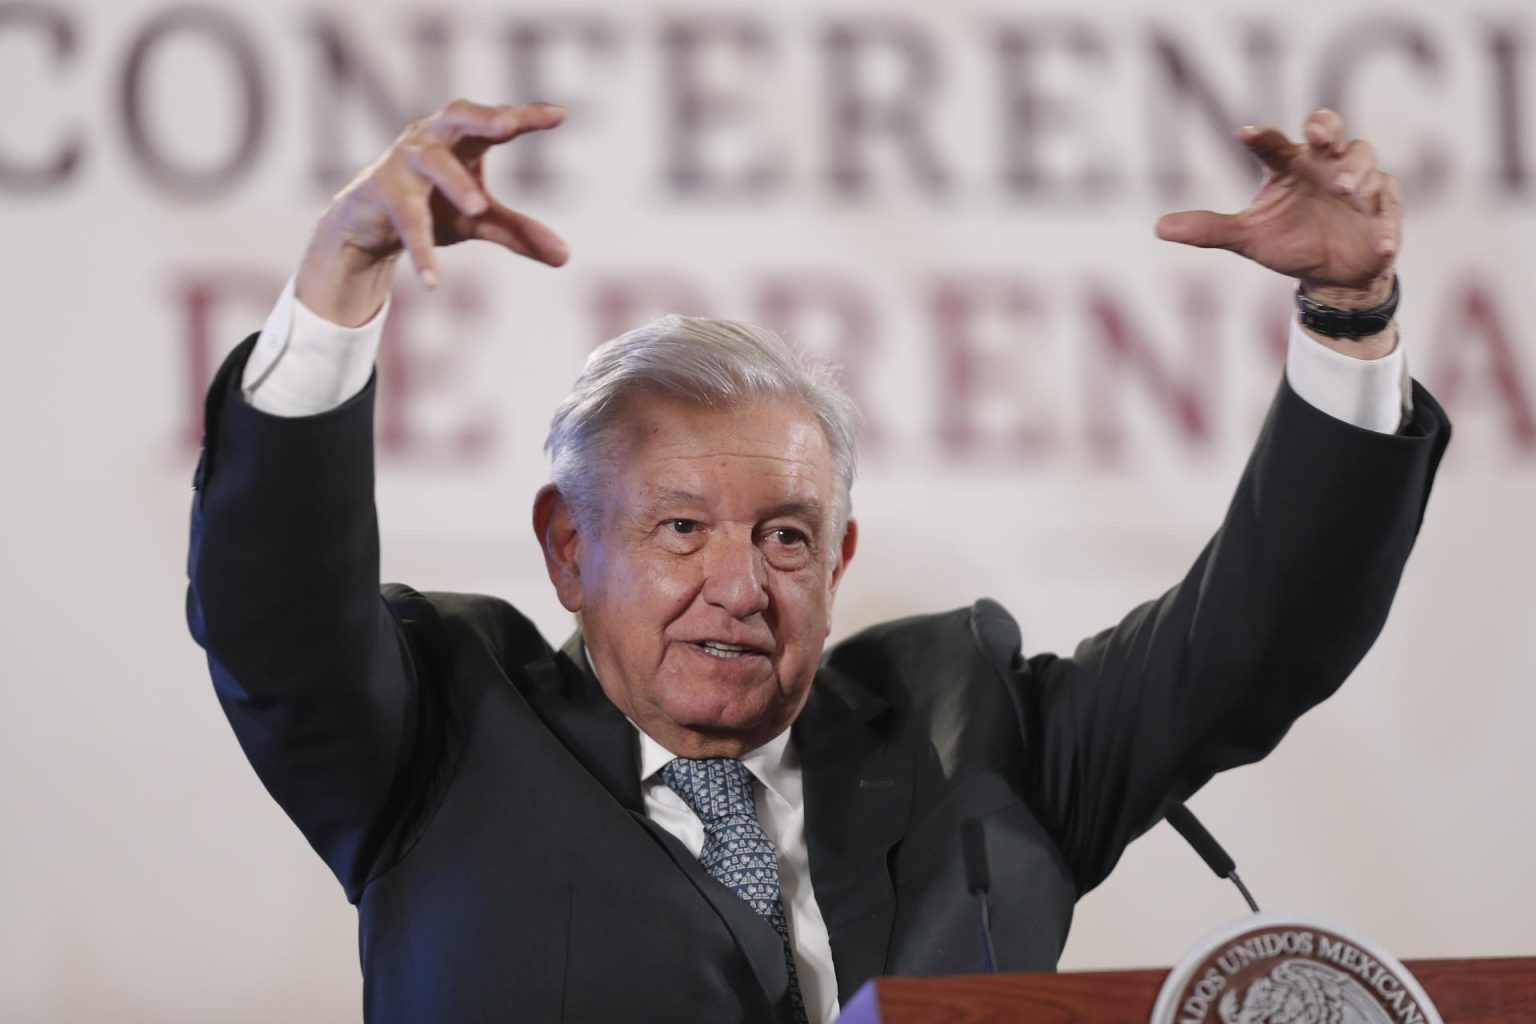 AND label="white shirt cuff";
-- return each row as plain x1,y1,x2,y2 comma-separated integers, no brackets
1284,320,1412,434
240,276,388,417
